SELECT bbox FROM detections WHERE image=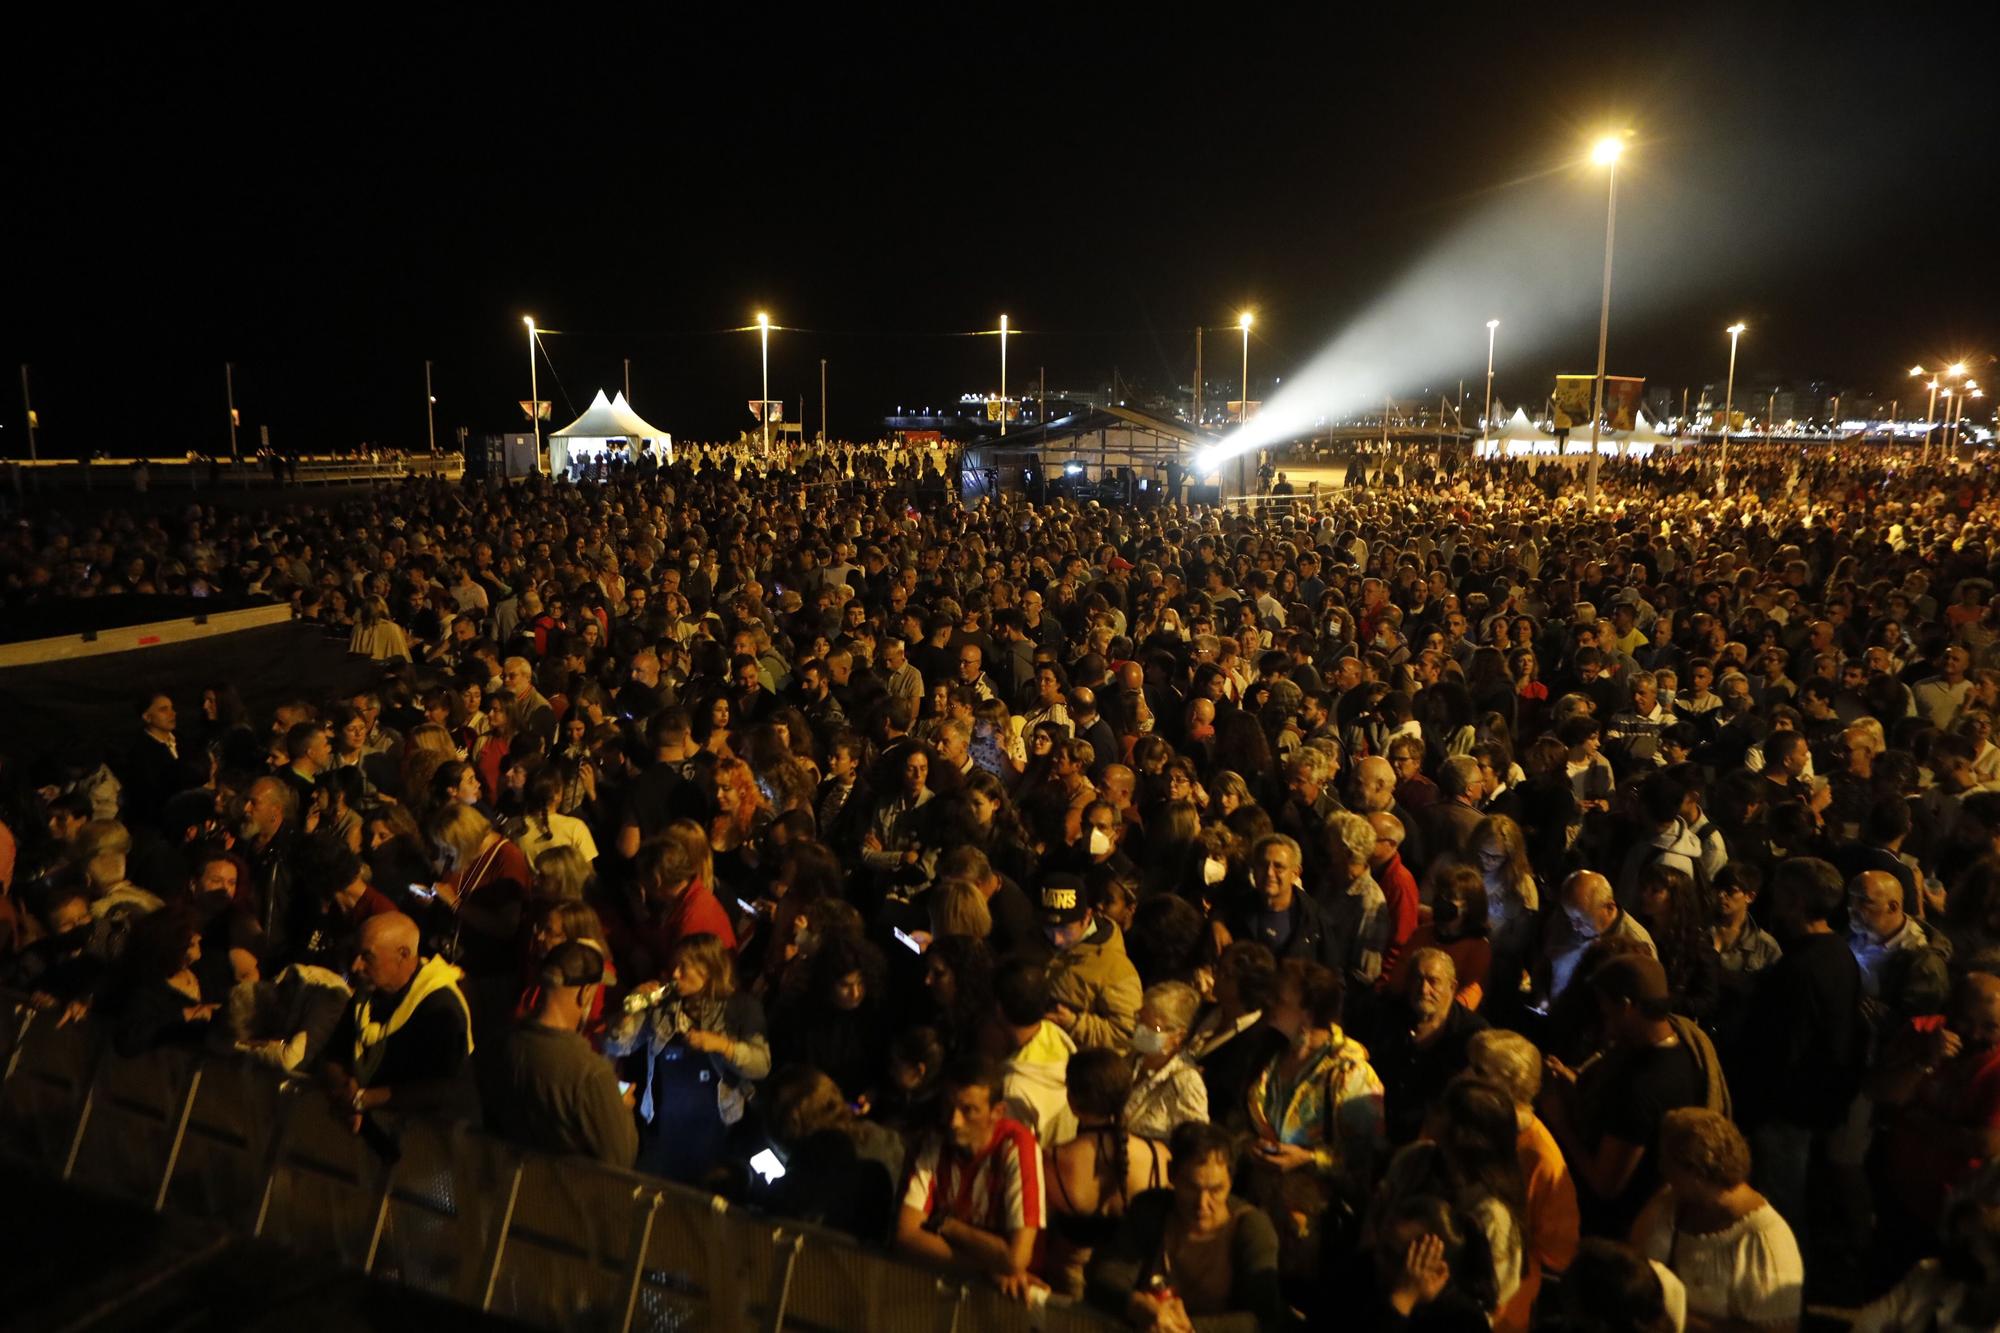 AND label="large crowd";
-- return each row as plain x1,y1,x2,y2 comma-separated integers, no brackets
6,436,2000,1331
